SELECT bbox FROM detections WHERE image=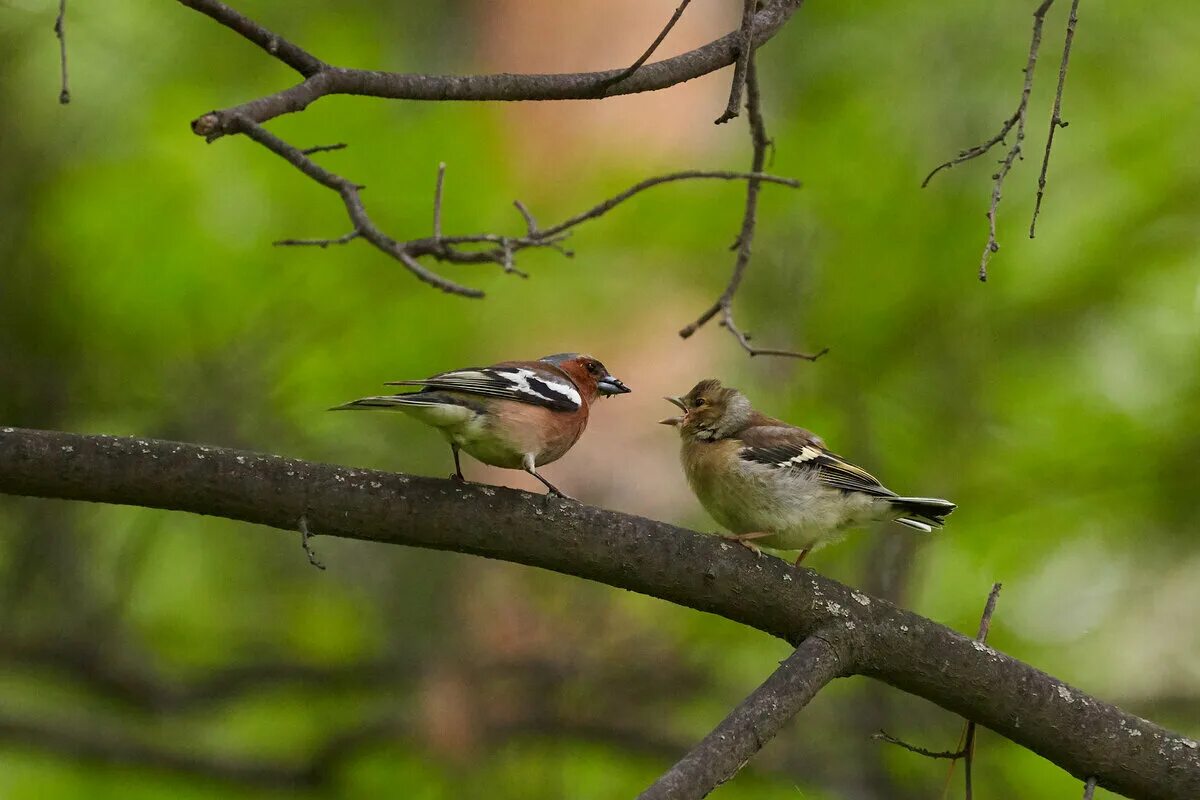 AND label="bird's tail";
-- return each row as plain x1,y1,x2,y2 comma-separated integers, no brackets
329,394,435,411
888,496,956,533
